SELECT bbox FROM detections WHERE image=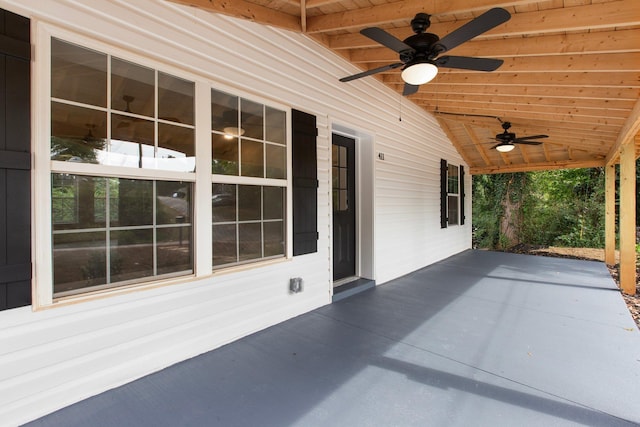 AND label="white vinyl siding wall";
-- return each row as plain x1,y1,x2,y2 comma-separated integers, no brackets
0,0,470,424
